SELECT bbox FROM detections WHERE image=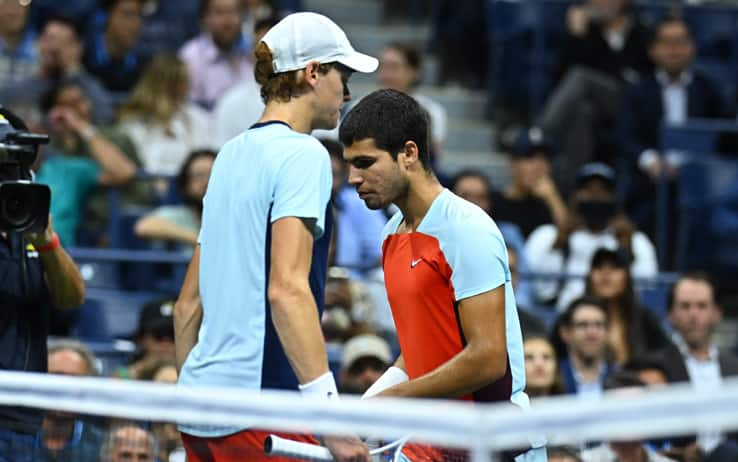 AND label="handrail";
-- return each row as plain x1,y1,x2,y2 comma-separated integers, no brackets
68,247,191,264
